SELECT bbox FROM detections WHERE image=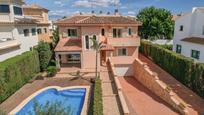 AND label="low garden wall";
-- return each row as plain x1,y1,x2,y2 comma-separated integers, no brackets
133,58,188,115
107,59,130,115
